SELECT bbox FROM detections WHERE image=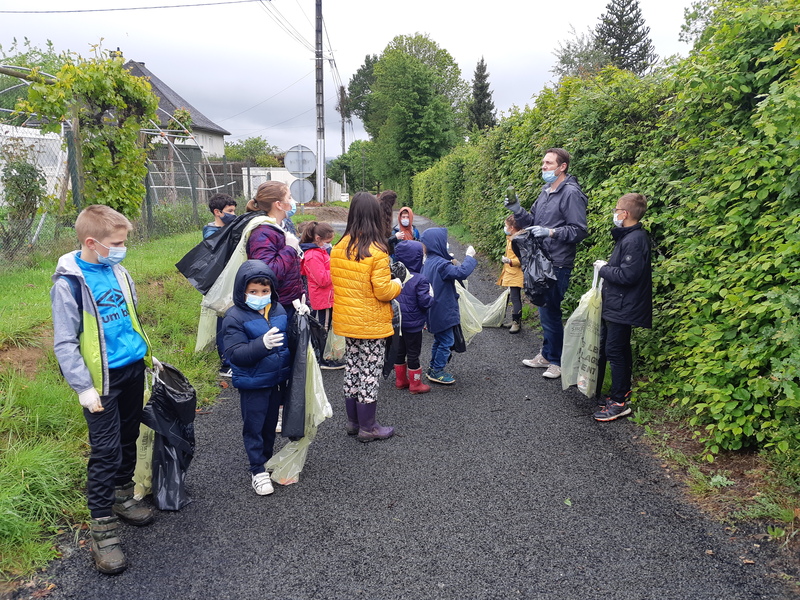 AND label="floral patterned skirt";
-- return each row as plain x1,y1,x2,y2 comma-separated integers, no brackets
342,337,385,404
